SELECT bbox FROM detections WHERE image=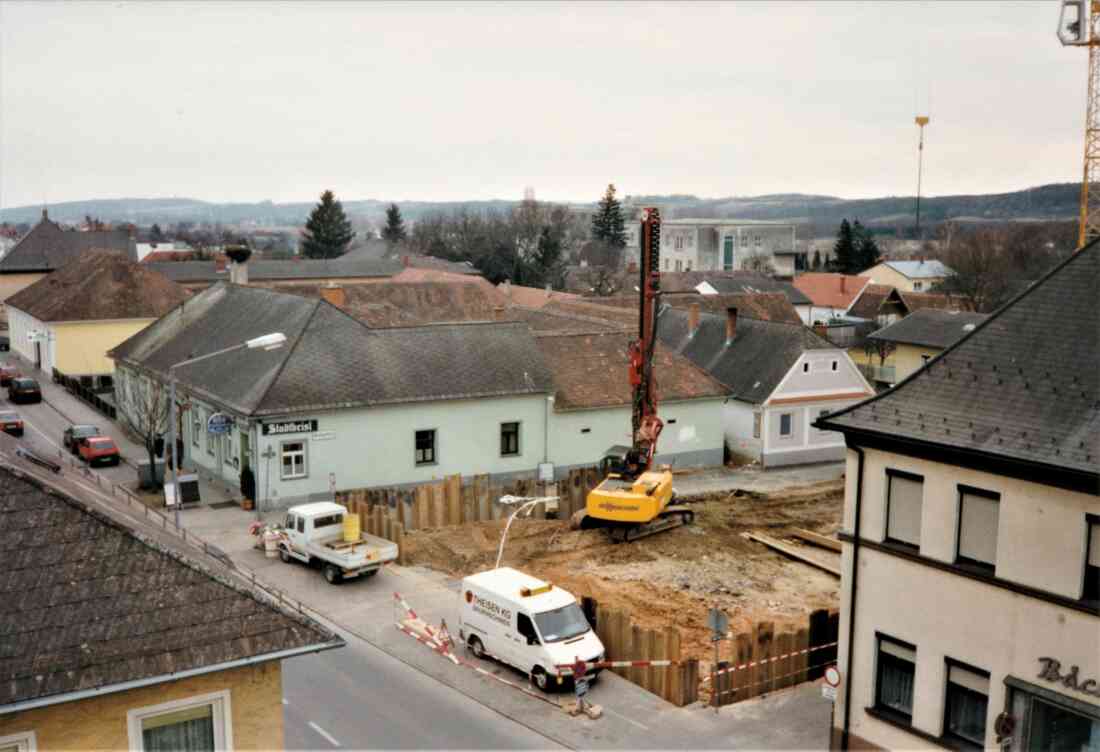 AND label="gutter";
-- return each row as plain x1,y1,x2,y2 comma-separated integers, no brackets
0,639,345,717
840,445,864,750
